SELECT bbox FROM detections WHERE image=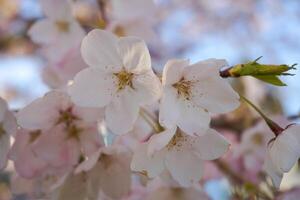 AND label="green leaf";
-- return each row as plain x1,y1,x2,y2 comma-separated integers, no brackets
253,75,287,86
